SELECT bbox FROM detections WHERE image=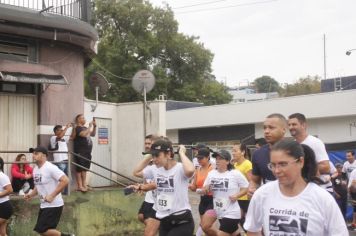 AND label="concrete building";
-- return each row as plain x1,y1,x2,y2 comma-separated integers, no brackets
228,87,279,103
0,1,97,170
